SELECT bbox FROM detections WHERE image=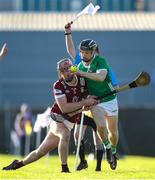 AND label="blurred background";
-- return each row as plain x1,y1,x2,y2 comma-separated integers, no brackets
0,0,155,157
